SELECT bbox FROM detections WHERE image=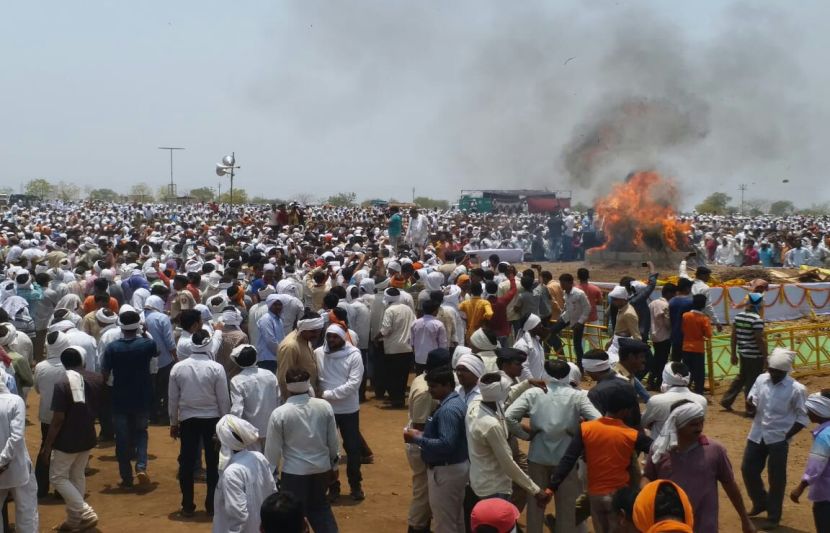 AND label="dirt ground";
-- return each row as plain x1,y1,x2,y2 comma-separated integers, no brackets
14,370,826,533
